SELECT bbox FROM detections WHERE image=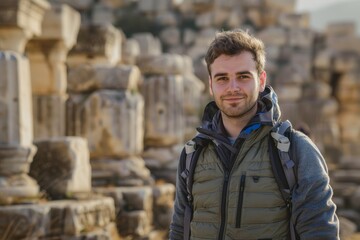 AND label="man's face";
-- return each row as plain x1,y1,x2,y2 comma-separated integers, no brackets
209,51,266,119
